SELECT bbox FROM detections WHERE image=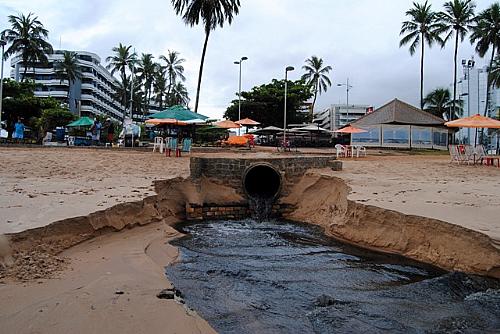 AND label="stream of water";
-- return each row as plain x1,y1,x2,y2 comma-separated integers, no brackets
166,219,500,333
